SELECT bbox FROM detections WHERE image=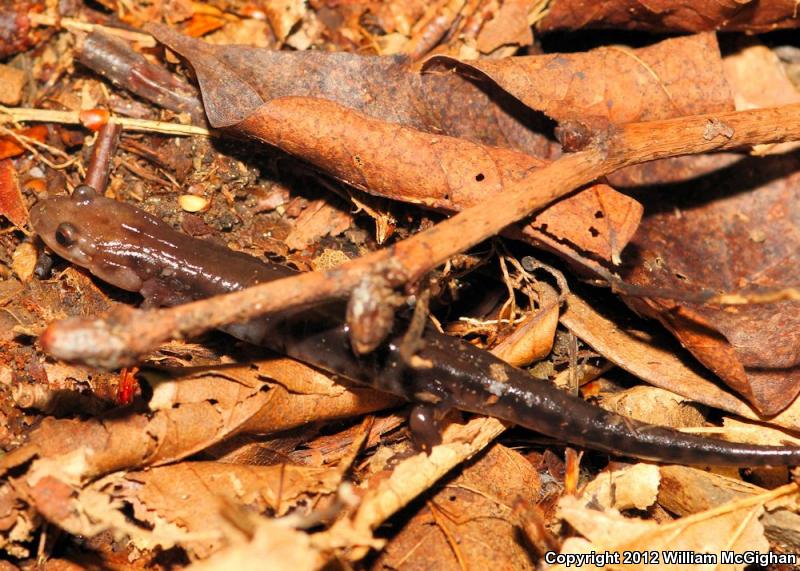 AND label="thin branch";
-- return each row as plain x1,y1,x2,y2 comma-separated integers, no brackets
84,122,122,193
0,106,211,136
39,103,800,369
28,13,157,47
